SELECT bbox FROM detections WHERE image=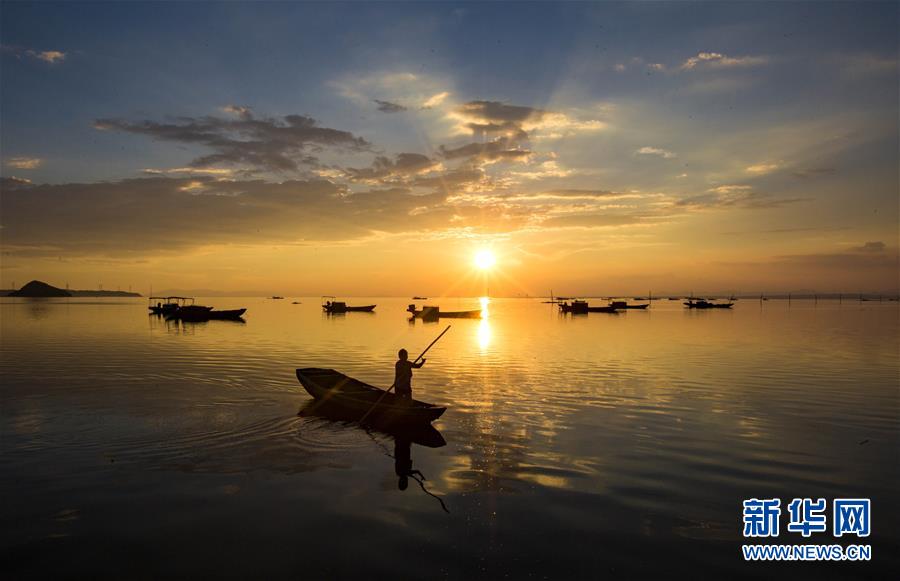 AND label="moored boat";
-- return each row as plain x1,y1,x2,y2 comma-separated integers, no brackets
609,300,650,310
167,305,246,321
148,296,195,315
322,296,376,313
684,298,733,309
559,300,618,314
296,368,445,425
407,304,481,319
